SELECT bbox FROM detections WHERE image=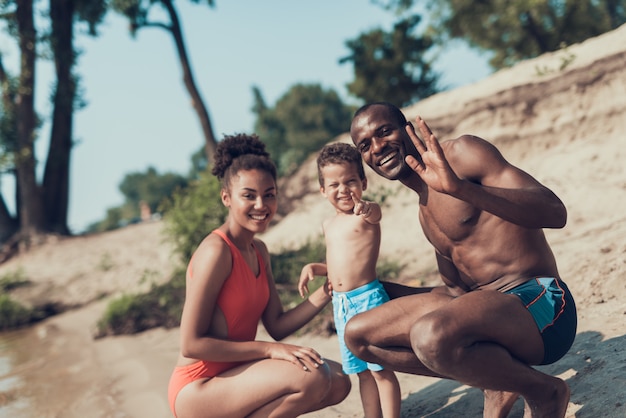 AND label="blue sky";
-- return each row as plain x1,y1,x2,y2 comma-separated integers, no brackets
0,0,492,232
